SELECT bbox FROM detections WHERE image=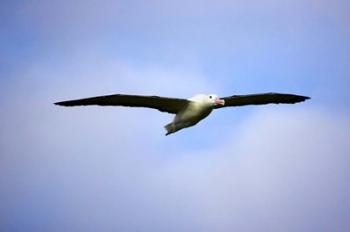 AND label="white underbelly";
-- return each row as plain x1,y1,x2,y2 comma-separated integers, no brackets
174,103,212,125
